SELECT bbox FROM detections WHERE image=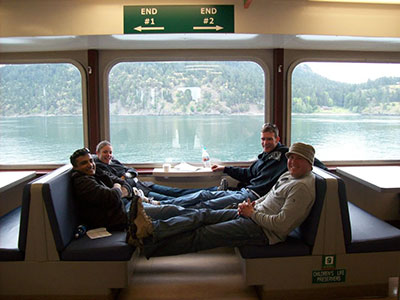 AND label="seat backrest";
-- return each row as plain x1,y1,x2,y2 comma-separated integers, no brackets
295,172,327,247
42,169,78,252
336,176,352,245
324,171,352,245
18,181,34,254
